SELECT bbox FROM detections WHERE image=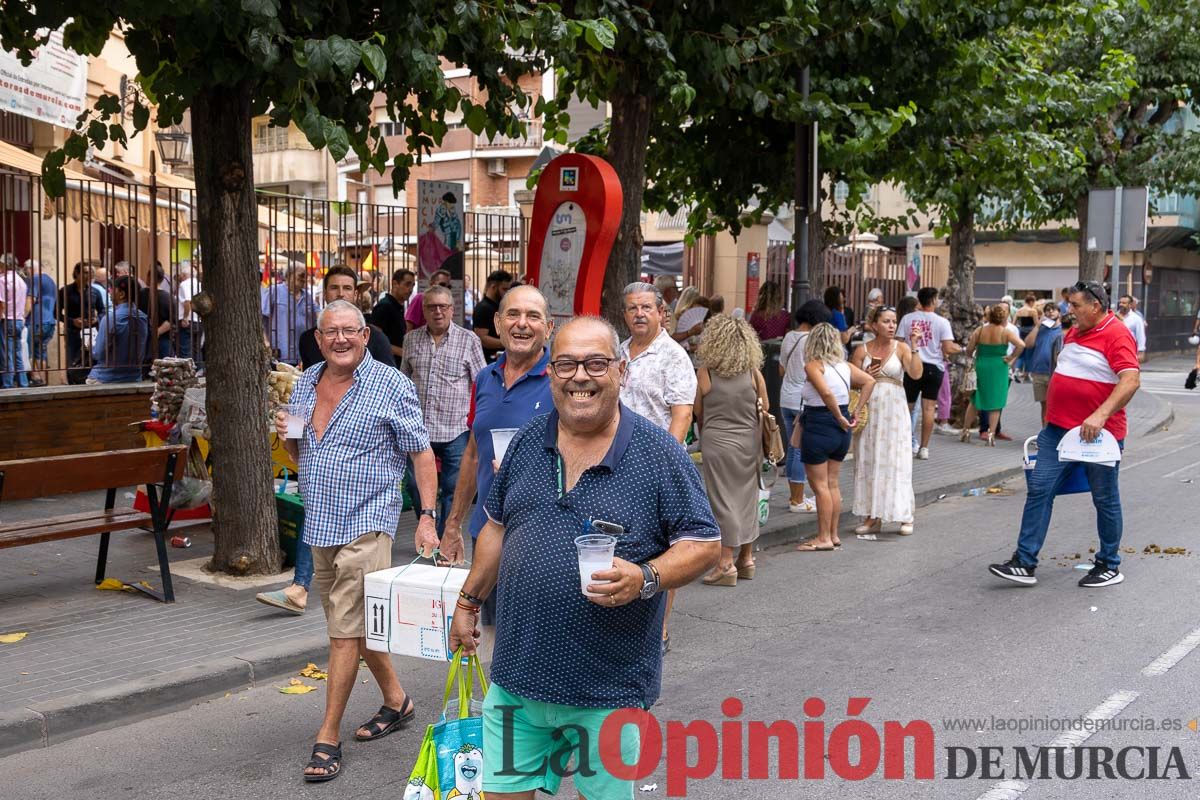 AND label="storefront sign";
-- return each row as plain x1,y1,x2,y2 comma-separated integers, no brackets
745,252,761,312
